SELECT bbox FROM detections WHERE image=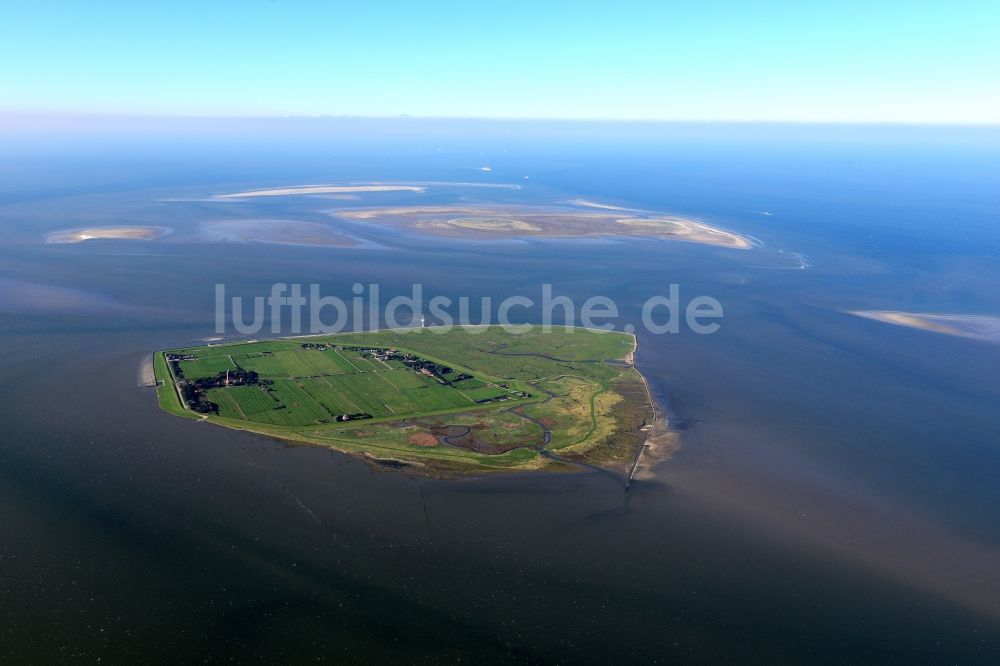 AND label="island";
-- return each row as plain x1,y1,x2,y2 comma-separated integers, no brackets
153,326,657,475
333,205,752,248
43,186,753,252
